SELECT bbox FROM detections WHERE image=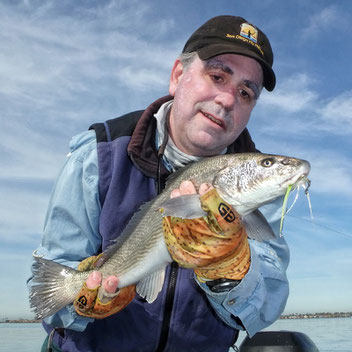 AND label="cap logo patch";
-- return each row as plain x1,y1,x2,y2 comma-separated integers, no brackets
226,23,264,58
240,23,258,43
